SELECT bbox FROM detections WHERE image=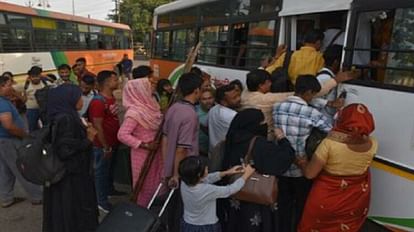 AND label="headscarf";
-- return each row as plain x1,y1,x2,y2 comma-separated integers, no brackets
122,78,162,130
226,108,266,144
333,103,375,137
47,84,82,121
